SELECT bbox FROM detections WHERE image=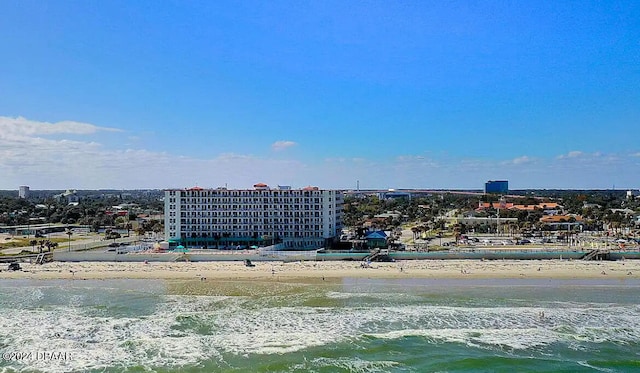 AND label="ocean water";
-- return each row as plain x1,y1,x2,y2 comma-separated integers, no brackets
1,278,639,373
